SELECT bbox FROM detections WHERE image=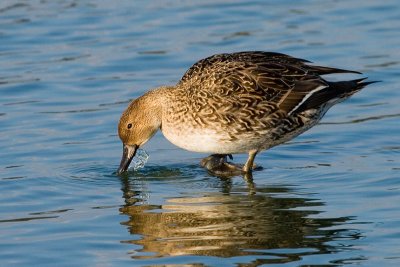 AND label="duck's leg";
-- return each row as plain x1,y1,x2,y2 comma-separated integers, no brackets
243,149,258,173
201,154,243,176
